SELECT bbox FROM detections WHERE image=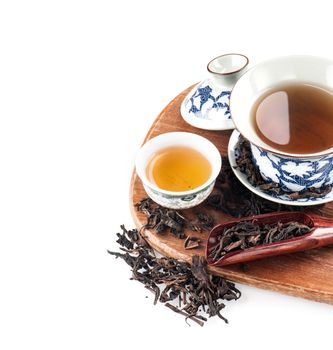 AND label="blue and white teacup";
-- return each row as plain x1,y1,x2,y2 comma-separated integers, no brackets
250,144,333,192
135,132,221,209
230,55,333,192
